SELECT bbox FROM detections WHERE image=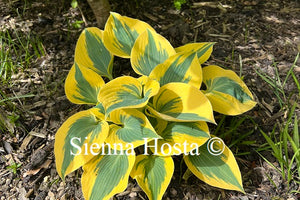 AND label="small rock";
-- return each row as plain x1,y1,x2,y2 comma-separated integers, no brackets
129,192,137,197
48,191,55,200
59,181,65,187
